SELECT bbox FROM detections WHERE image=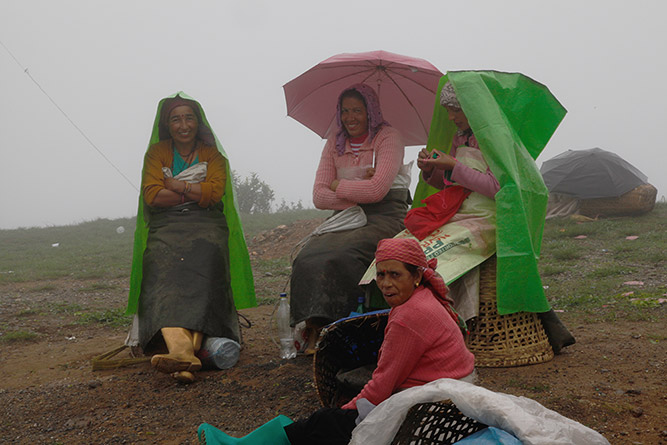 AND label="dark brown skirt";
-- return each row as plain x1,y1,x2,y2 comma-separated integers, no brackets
284,408,358,445
290,190,409,325
138,202,239,349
